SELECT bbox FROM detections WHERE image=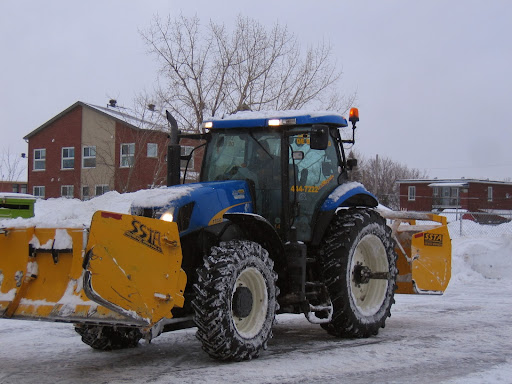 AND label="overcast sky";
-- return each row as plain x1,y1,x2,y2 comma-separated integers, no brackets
1,0,511,181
